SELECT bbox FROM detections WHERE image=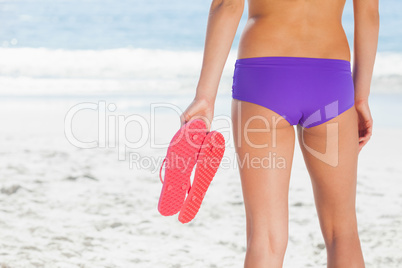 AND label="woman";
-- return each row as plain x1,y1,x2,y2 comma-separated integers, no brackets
180,0,379,267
